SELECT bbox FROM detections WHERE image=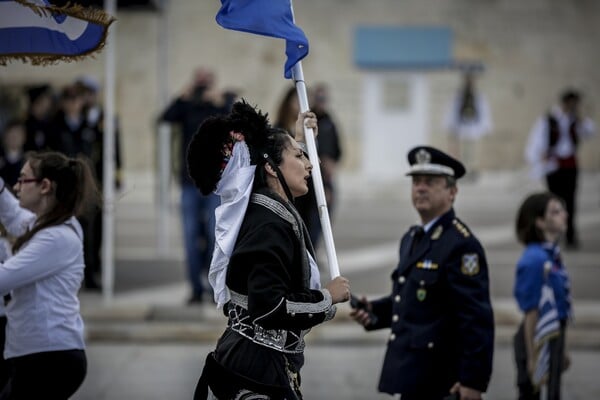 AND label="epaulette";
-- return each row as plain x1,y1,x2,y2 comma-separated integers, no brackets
452,219,471,238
